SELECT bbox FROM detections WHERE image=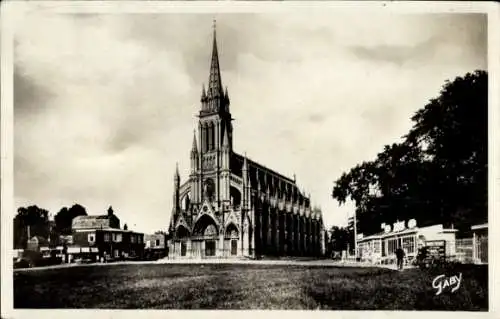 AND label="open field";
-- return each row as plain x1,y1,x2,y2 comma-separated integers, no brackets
13,263,488,310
